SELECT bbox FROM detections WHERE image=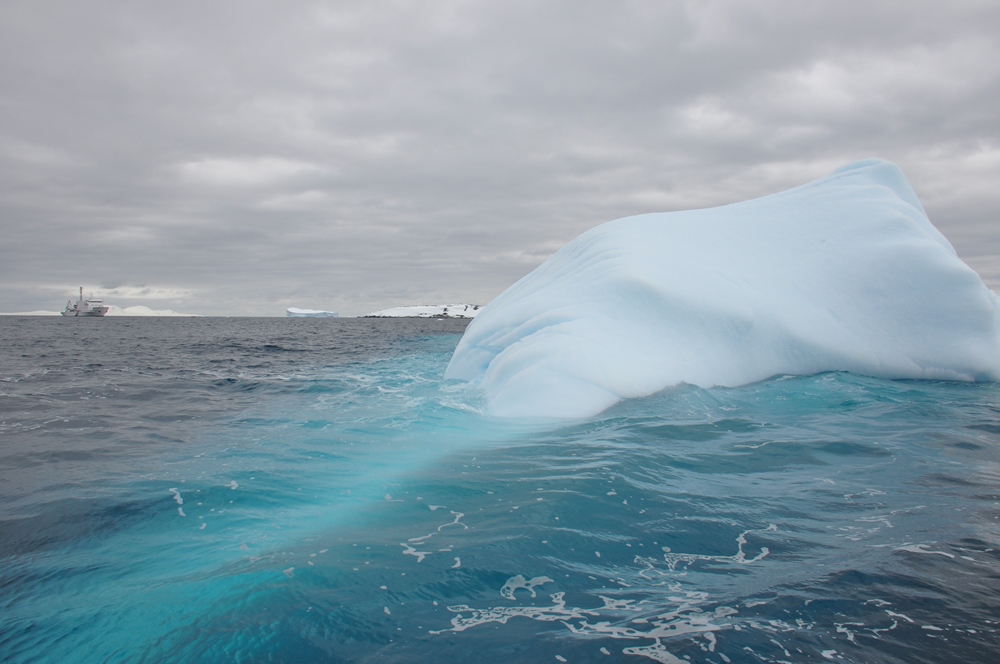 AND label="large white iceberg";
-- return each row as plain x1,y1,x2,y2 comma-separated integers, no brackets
287,308,339,318
446,159,1000,418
